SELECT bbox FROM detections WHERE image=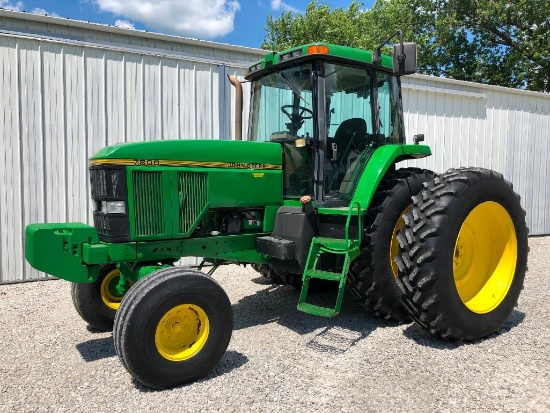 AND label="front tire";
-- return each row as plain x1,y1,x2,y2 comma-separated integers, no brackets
395,168,528,340
347,167,435,322
71,264,122,331
113,267,233,389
